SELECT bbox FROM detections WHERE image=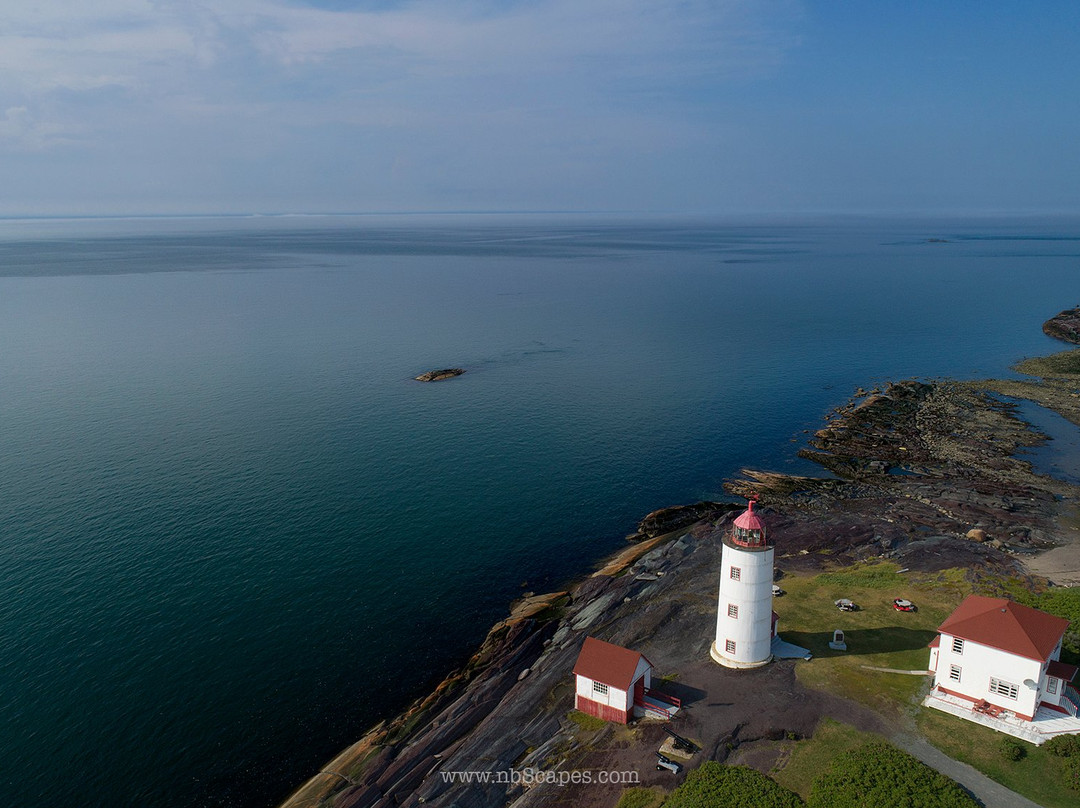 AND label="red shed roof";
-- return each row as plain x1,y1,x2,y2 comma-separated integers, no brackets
938,595,1069,662
572,636,652,691
1048,660,1078,682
